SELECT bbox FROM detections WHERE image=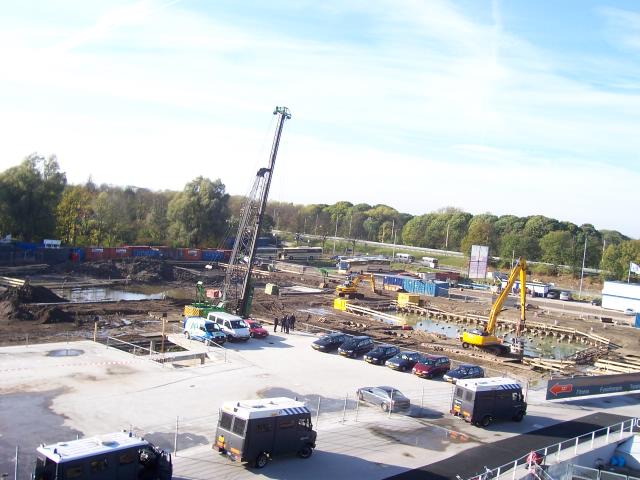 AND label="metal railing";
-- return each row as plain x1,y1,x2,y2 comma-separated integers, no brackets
460,418,639,479
569,464,640,480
